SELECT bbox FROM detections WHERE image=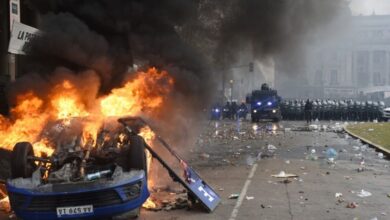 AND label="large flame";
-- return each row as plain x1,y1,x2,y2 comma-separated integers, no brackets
0,92,49,156
100,67,173,117
0,67,171,211
50,80,89,119
0,67,173,157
